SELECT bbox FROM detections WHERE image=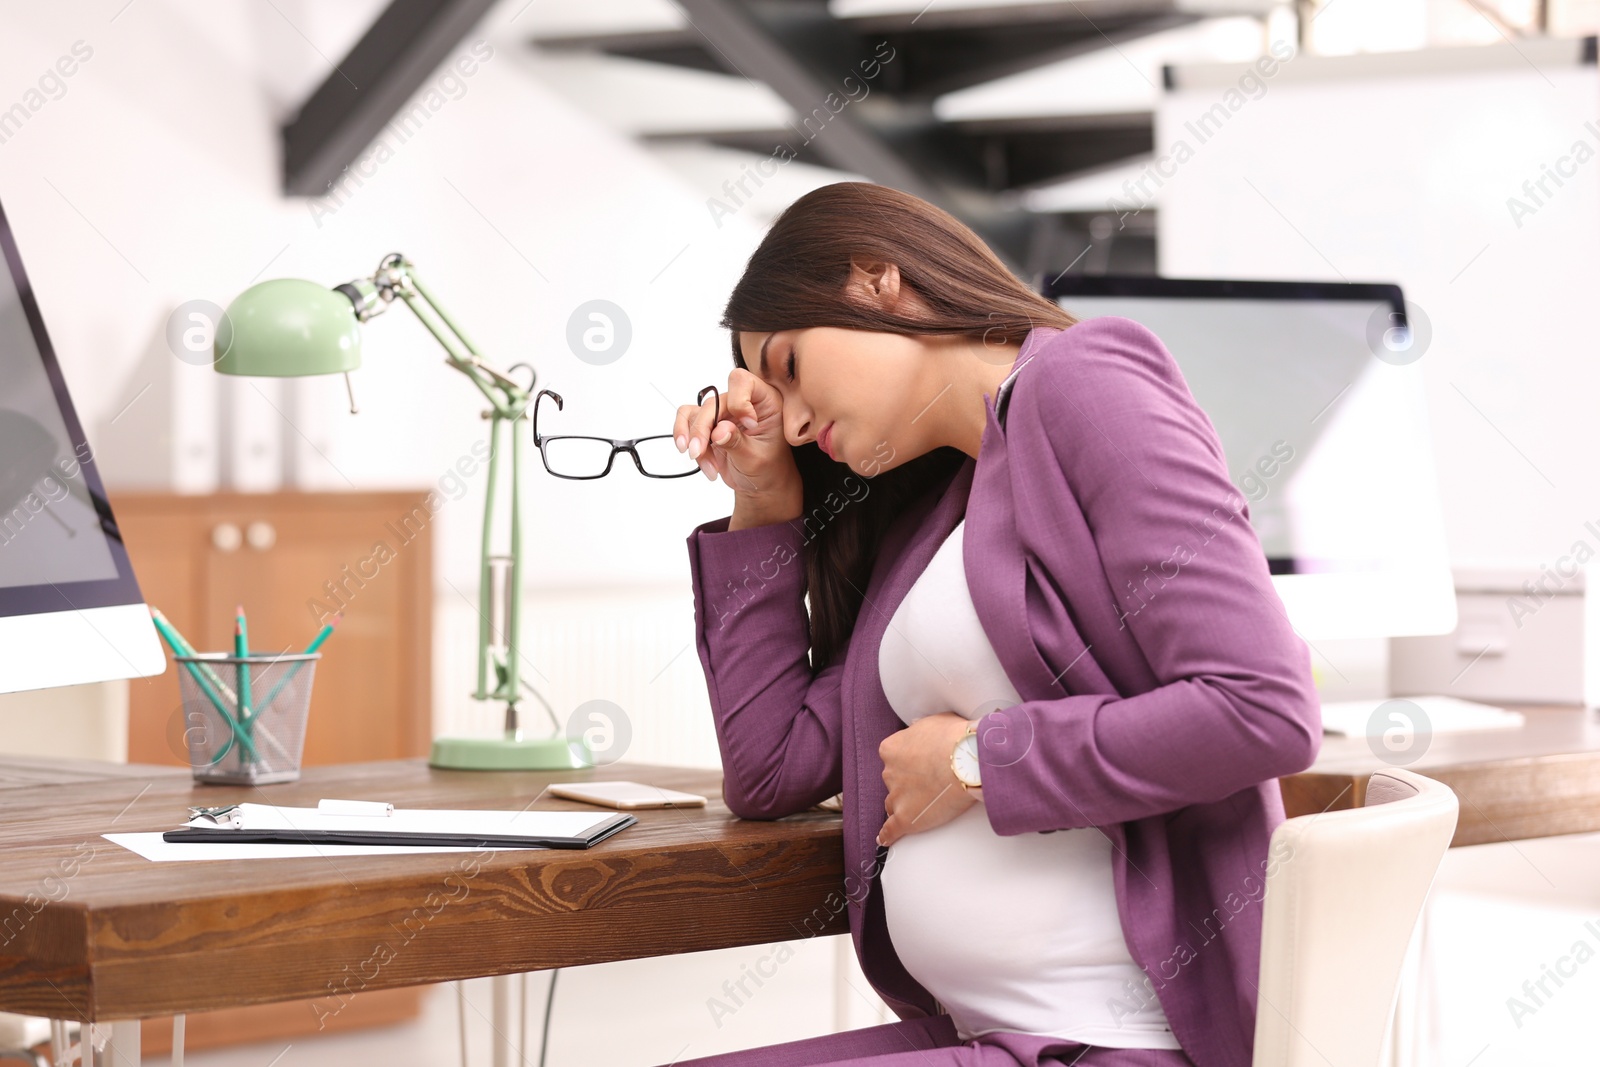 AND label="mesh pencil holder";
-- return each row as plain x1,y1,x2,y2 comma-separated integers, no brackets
173,652,320,784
